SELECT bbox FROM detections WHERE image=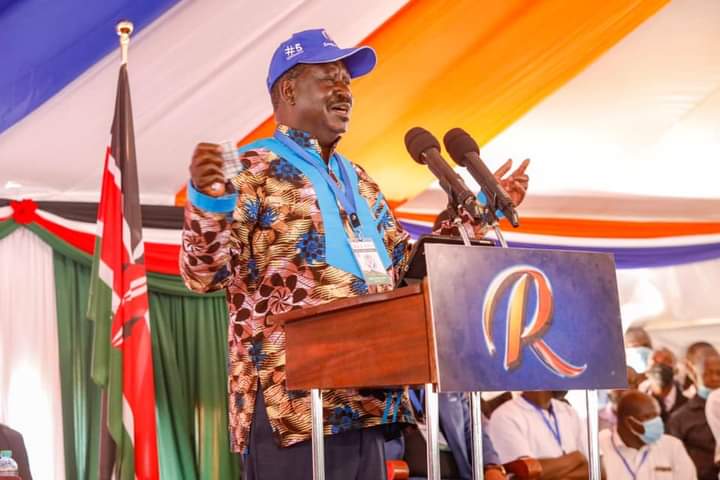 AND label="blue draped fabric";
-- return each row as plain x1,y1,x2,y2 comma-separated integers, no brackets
399,221,720,269
0,0,178,133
